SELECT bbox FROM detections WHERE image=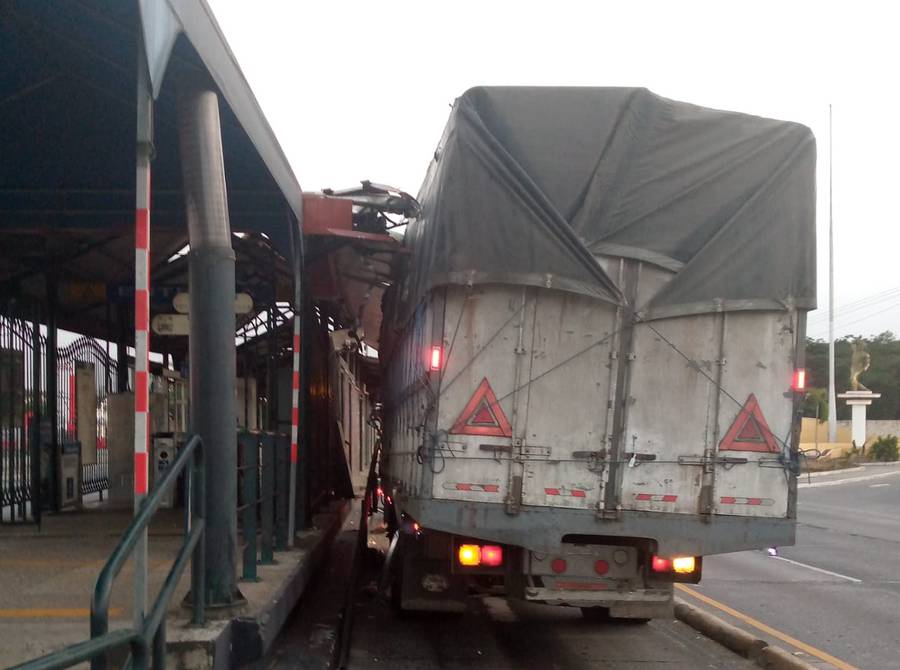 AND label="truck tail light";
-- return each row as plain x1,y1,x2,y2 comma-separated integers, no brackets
481,545,503,567
672,556,696,574
792,368,806,392
458,544,481,566
651,556,671,573
652,554,700,580
551,558,568,574
429,345,442,371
